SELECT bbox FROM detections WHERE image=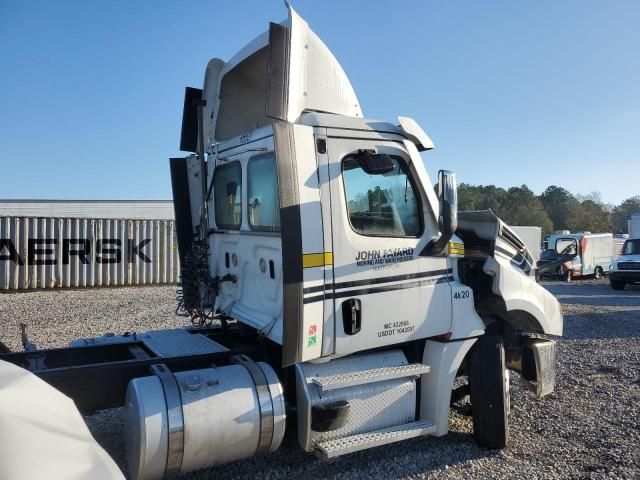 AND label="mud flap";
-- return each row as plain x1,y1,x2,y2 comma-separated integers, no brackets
468,332,509,449
520,338,556,397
